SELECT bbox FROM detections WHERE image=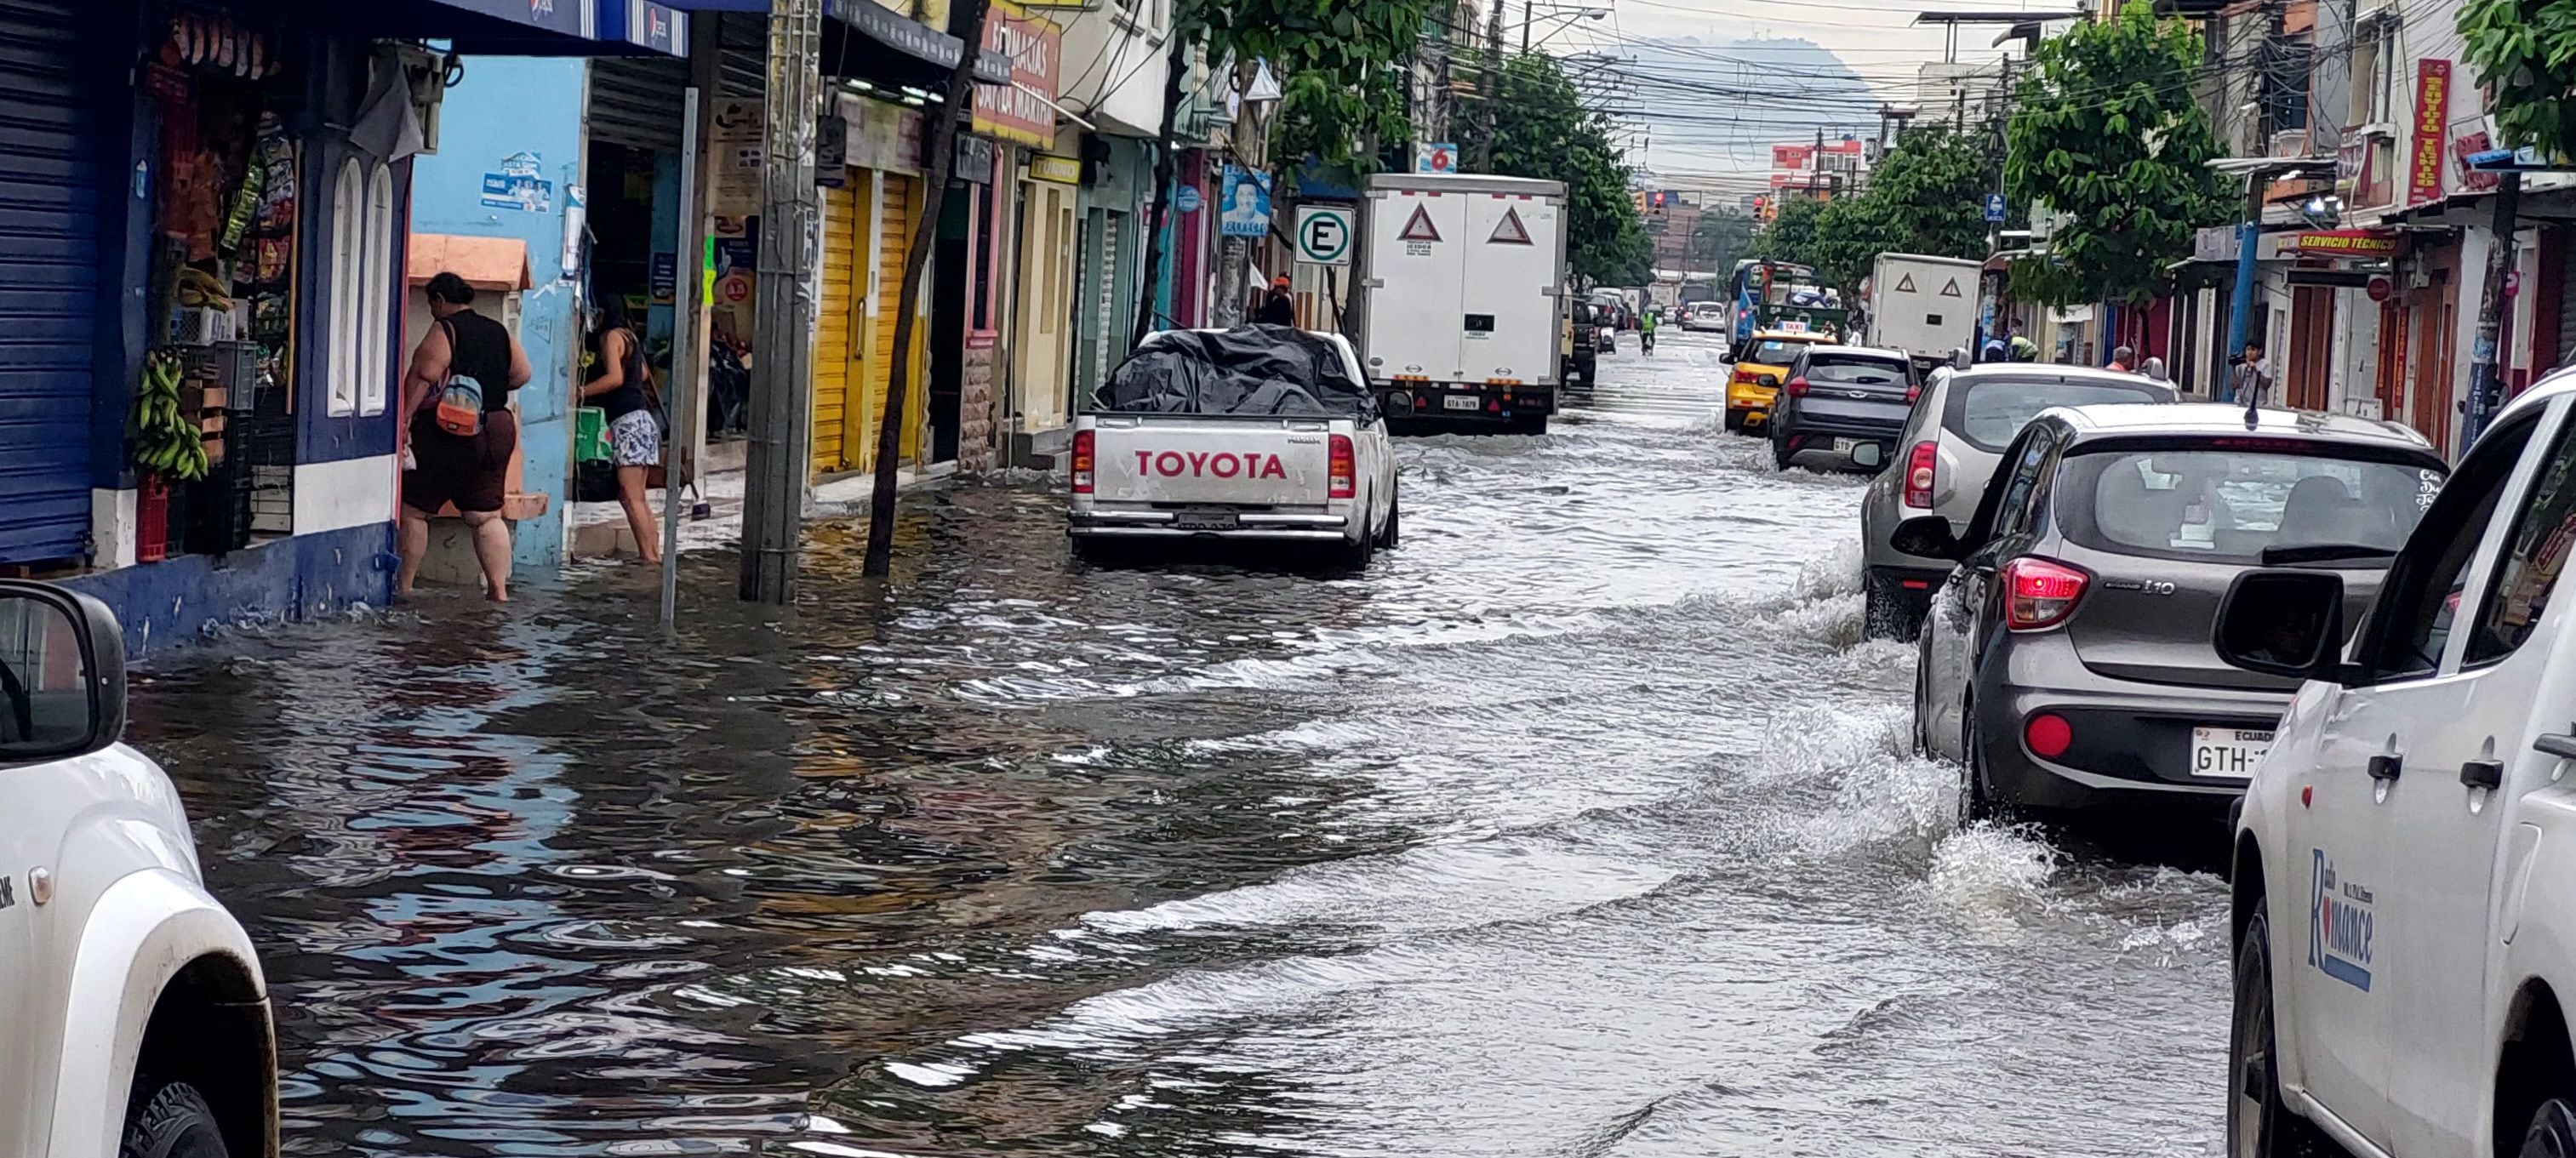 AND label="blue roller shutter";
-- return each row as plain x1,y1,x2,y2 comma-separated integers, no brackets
0,0,100,565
